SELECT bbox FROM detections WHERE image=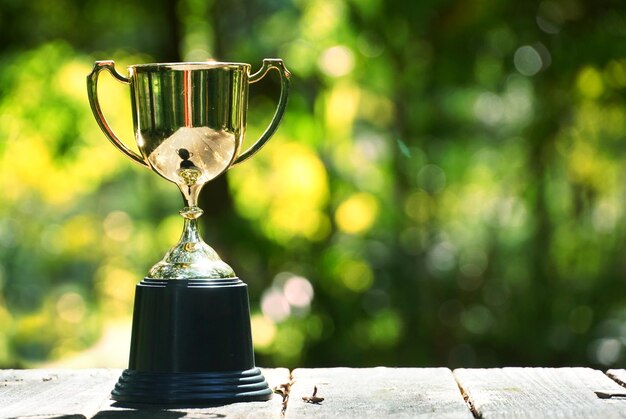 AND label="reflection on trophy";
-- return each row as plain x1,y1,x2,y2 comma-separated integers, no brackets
87,59,290,405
